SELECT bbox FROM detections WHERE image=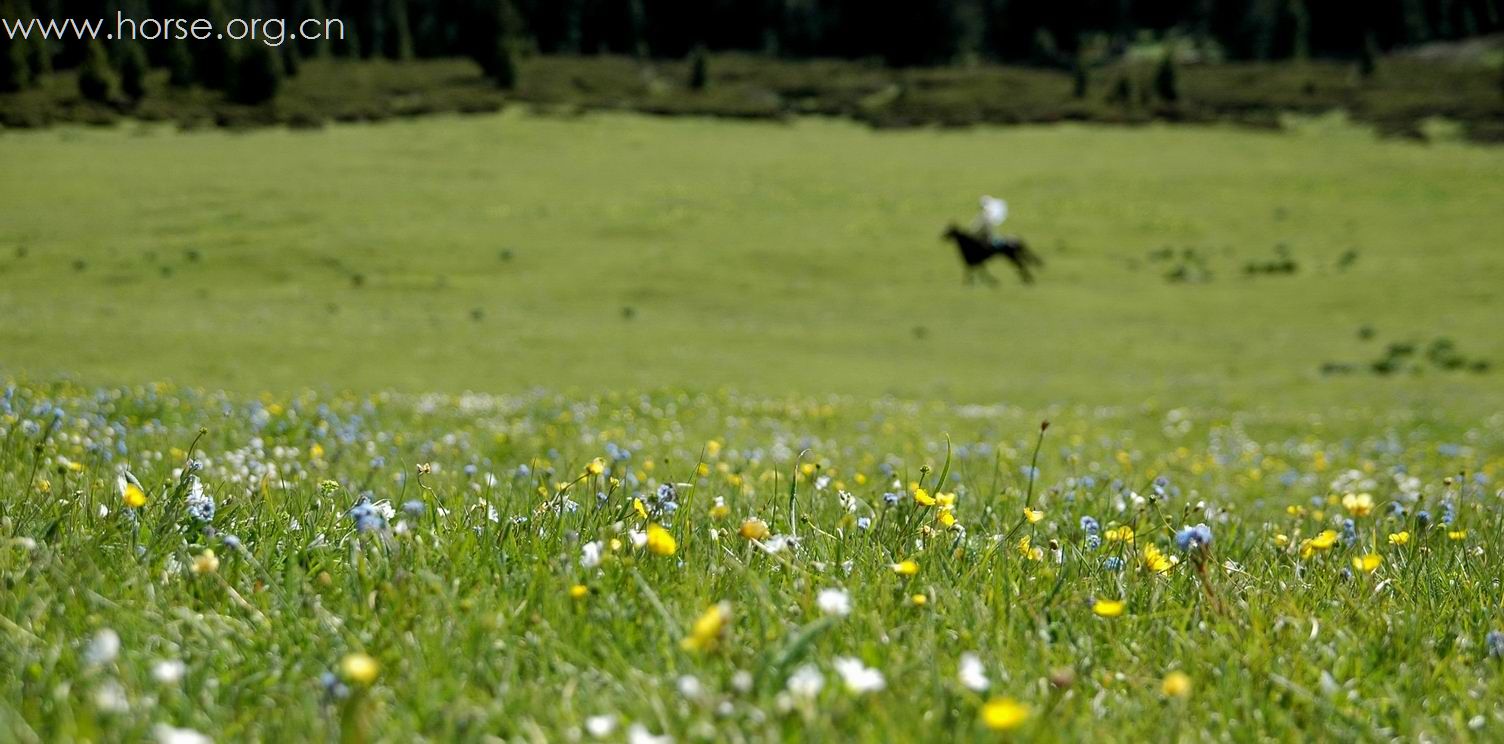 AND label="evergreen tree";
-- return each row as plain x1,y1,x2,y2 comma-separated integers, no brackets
192,0,235,90
77,40,116,102
1072,48,1089,98
230,43,282,104
167,37,195,87
116,40,148,101
687,44,708,90
1,35,26,93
